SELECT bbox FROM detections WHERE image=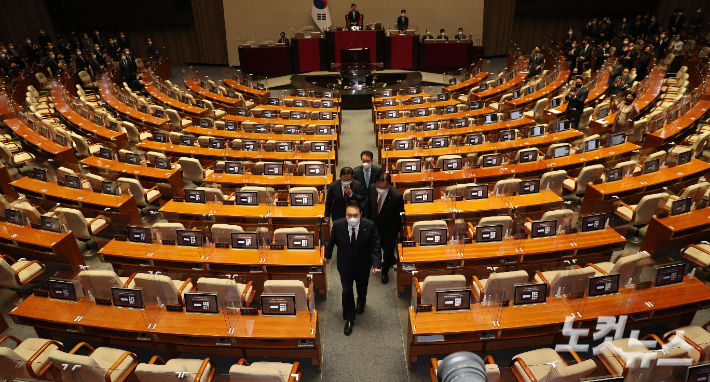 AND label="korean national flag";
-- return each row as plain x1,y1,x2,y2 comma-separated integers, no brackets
312,0,331,32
